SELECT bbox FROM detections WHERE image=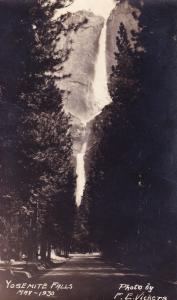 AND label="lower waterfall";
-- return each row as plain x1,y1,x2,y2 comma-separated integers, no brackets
75,142,87,205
